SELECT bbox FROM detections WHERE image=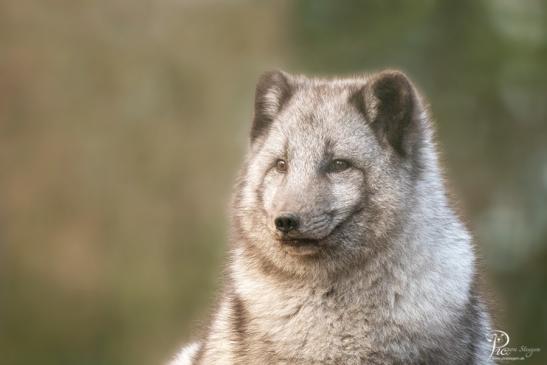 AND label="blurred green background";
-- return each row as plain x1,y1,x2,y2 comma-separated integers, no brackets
0,0,546,364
